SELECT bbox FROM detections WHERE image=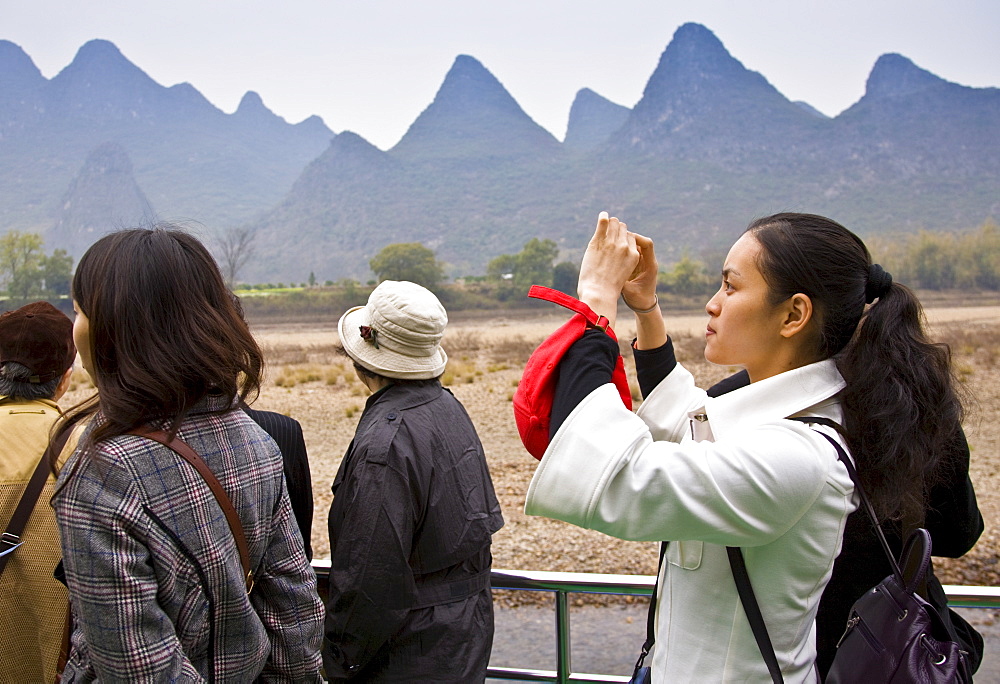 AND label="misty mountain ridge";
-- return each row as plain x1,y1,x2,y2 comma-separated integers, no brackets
0,40,45,94
864,53,955,100
0,38,333,252
614,22,827,162
390,54,560,162
49,142,157,256
0,23,996,283
246,22,998,281
563,89,630,151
